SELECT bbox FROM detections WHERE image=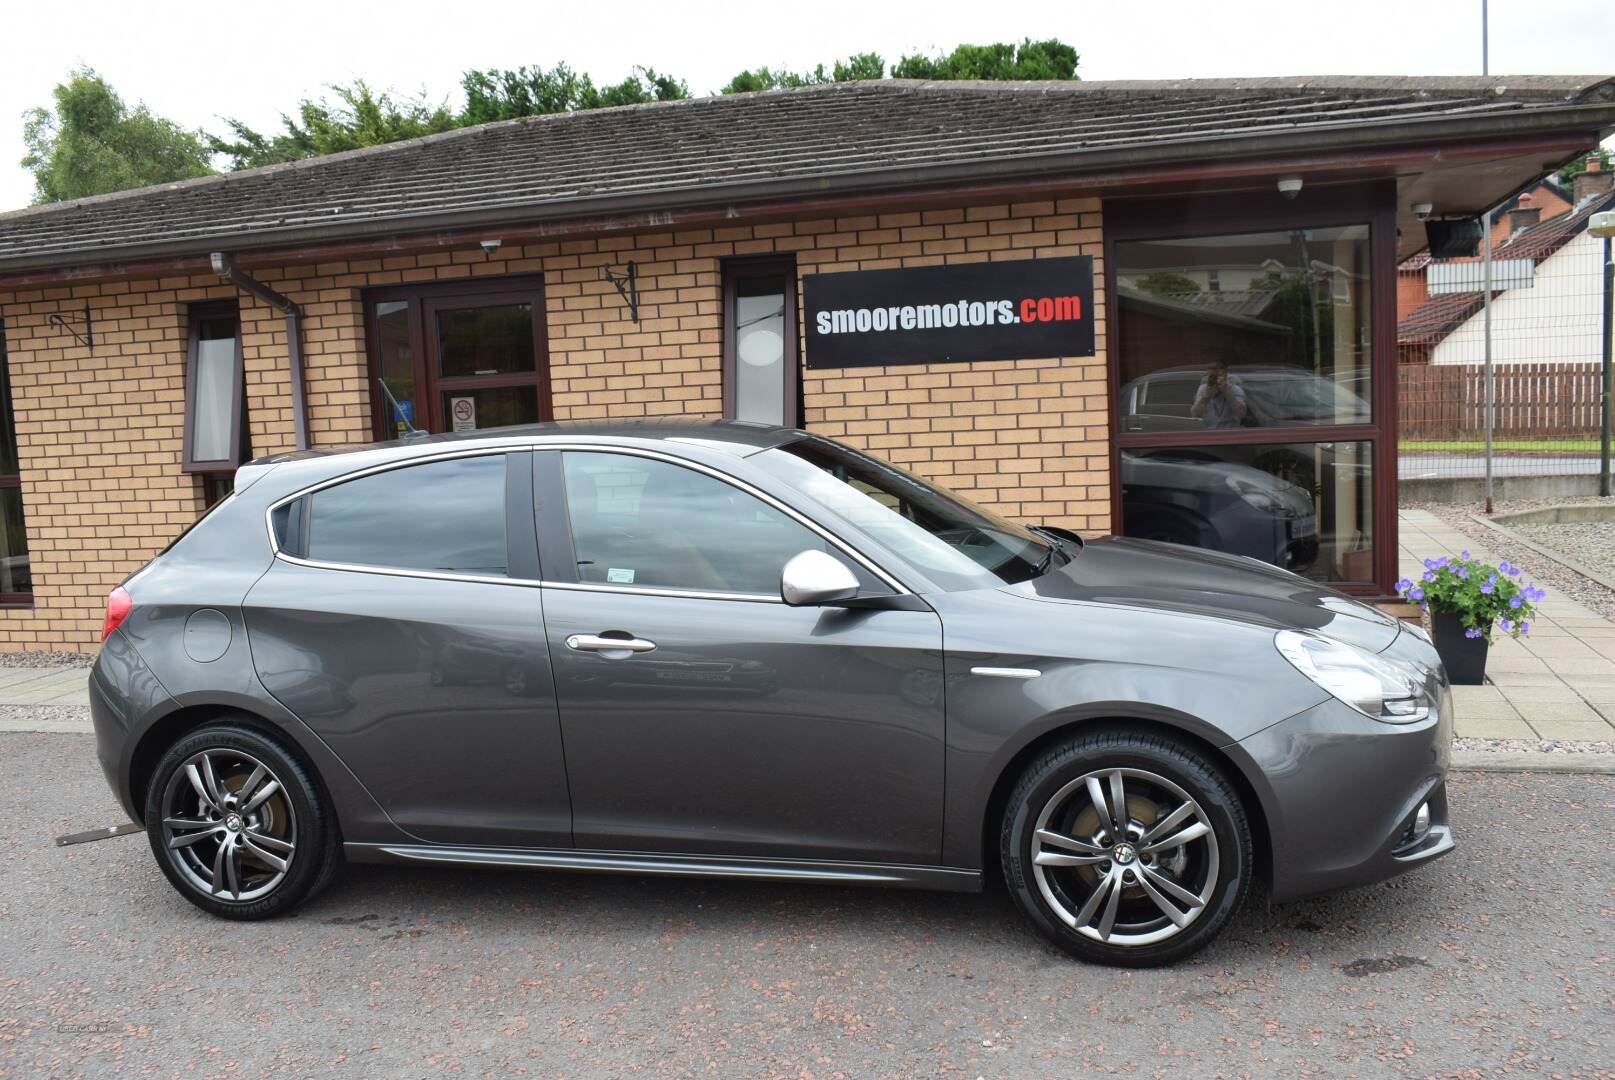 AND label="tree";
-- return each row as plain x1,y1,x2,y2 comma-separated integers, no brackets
460,64,688,126
892,39,1078,81
722,53,885,94
21,67,214,203
211,81,459,171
